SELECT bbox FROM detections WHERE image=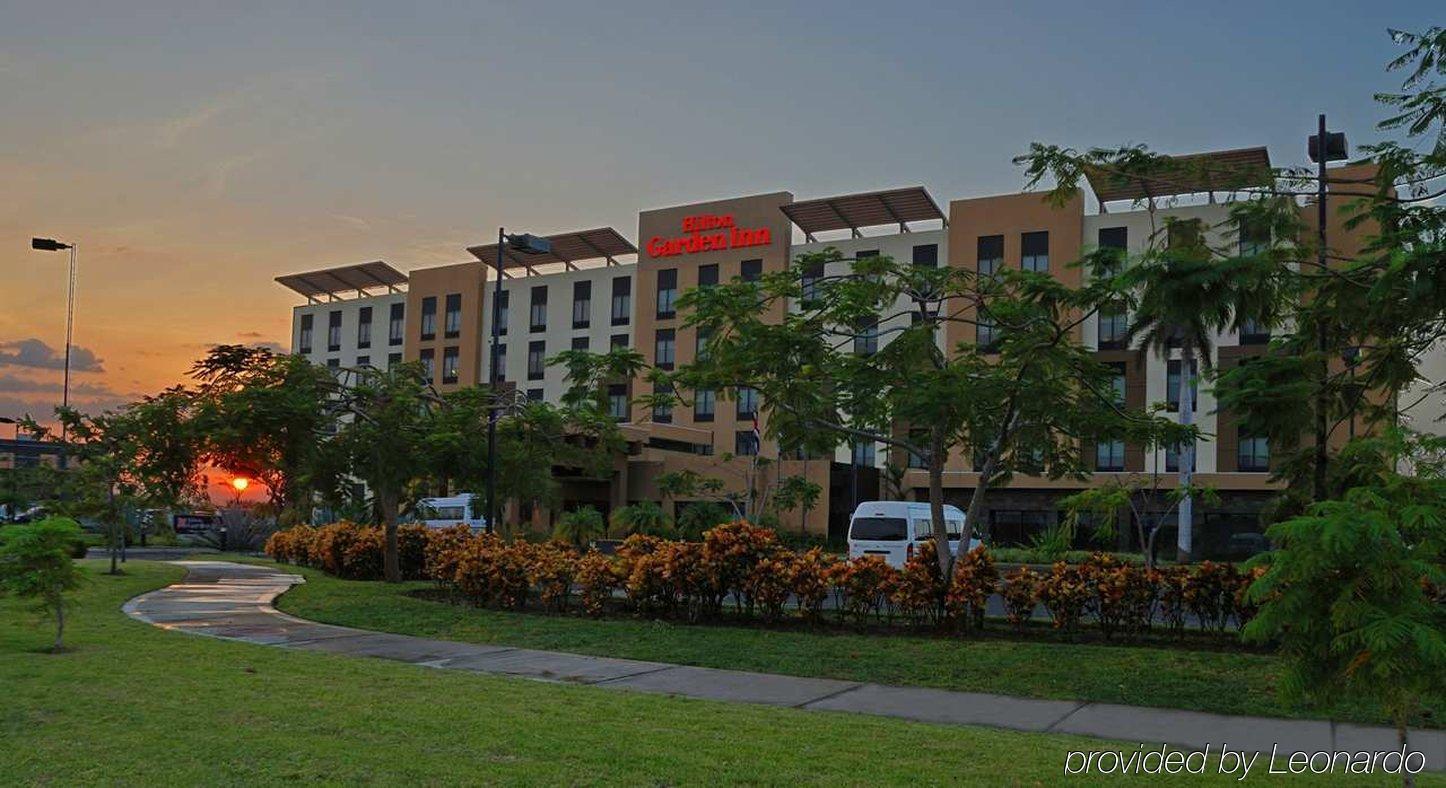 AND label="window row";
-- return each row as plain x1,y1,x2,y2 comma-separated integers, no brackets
298,304,405,354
